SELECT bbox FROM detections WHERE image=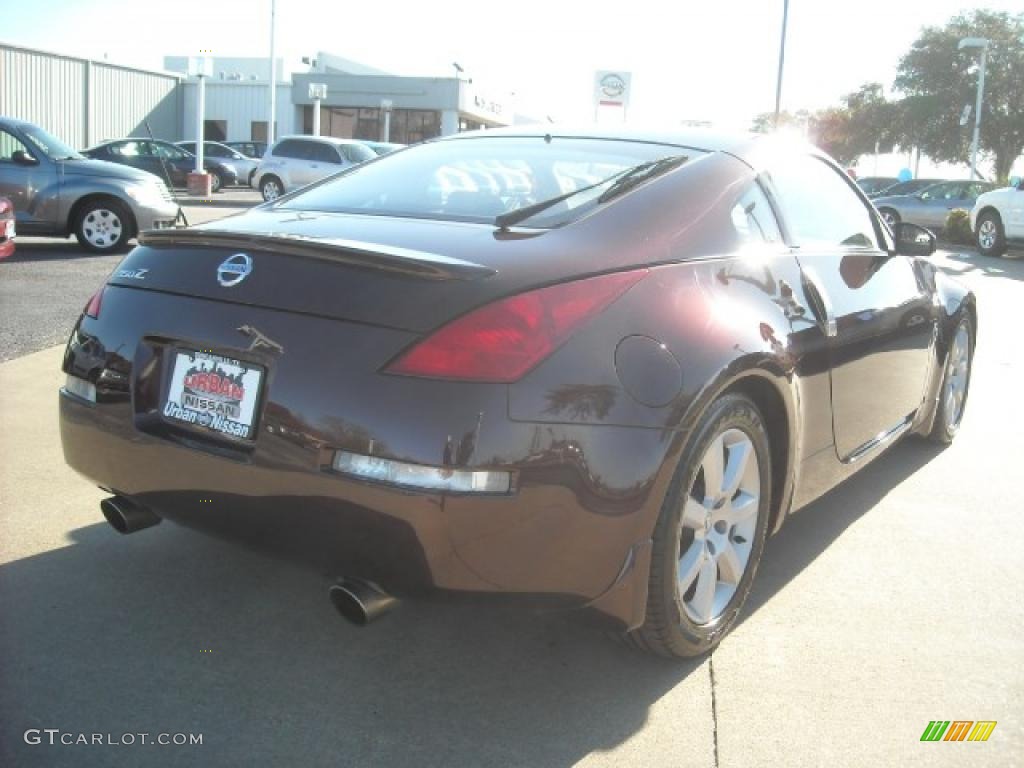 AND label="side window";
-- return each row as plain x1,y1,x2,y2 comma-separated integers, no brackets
730,182,782,245
768,155,878,249
0,129,33,162
111,141,149,157
206,143,229,158
309,142,341,164
273,140,305,160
